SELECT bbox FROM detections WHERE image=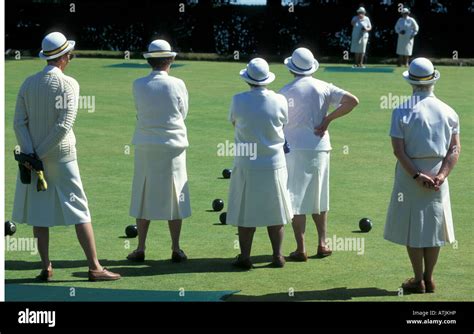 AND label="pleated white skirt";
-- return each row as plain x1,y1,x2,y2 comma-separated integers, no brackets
12,158,91,227
227,166,293,227
129,145,191,221
396,35,415,56
286,150,330,215
384,158,455,248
